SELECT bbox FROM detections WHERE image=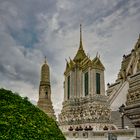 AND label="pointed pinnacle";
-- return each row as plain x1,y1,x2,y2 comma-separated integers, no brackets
79,24,83,50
